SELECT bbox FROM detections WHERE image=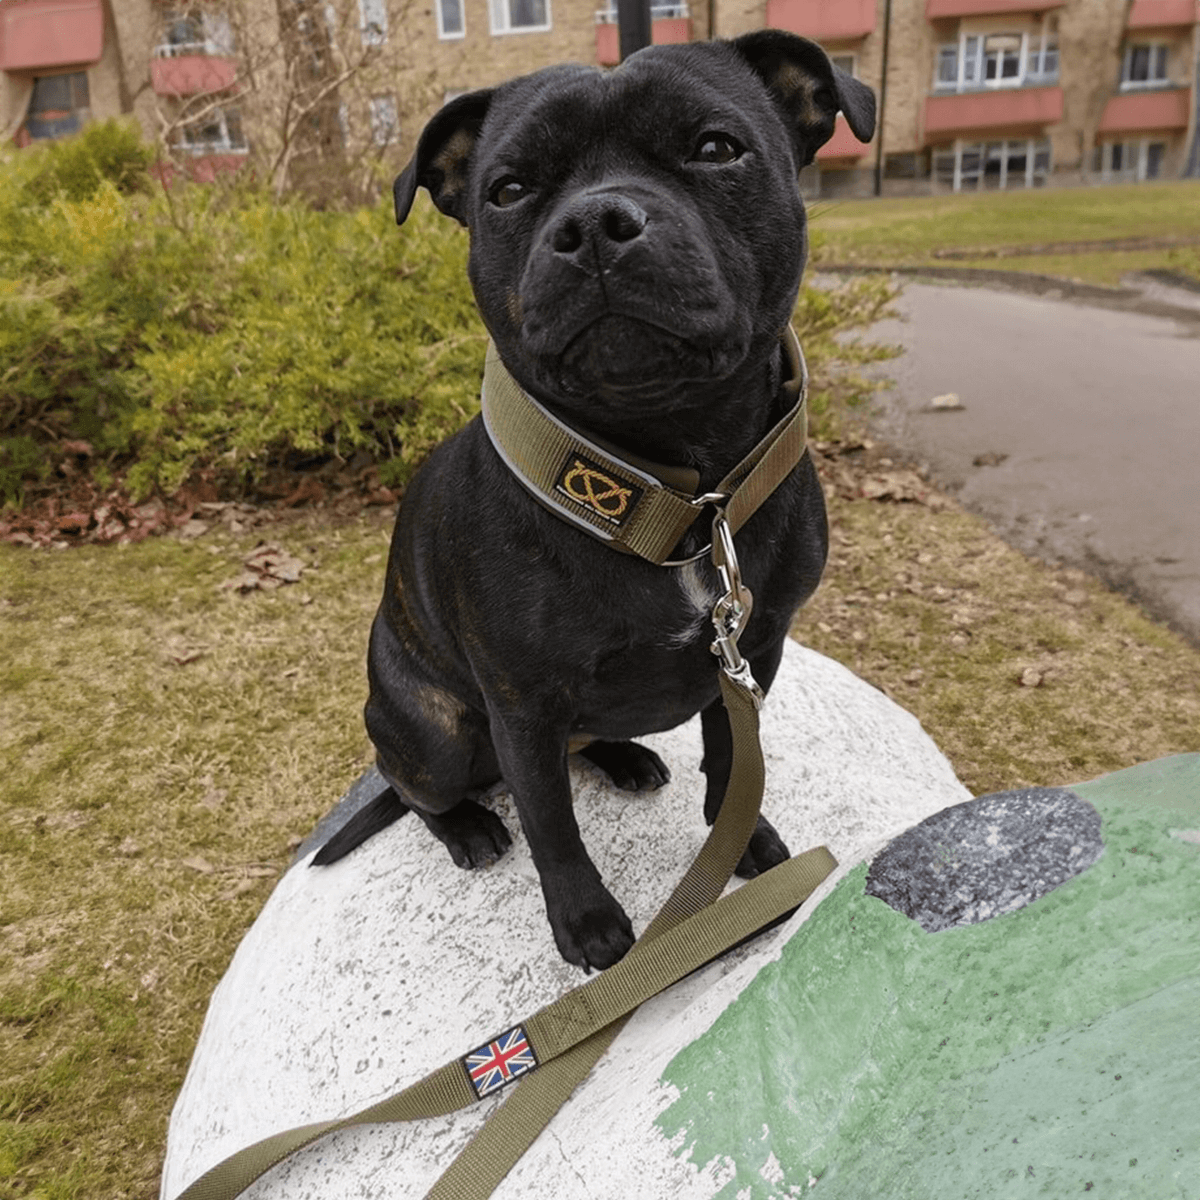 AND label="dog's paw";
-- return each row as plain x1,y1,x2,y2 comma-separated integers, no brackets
578,740,671,792
734,815,791,879
546,884,636,972
424,800,513,870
